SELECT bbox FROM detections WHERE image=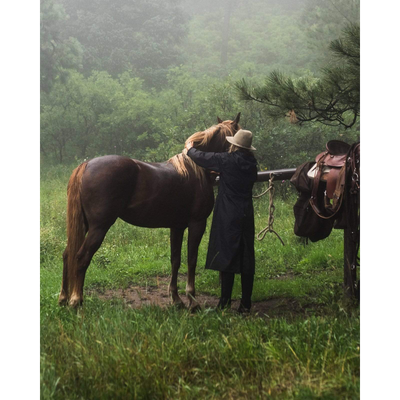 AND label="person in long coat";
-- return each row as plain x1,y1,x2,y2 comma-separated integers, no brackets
185,129,258,312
